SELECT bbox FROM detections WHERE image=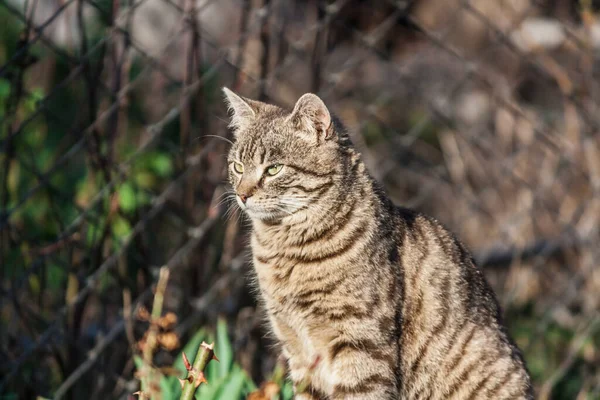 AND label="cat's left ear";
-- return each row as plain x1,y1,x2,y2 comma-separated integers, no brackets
222,87,262,134
288,93,334,141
